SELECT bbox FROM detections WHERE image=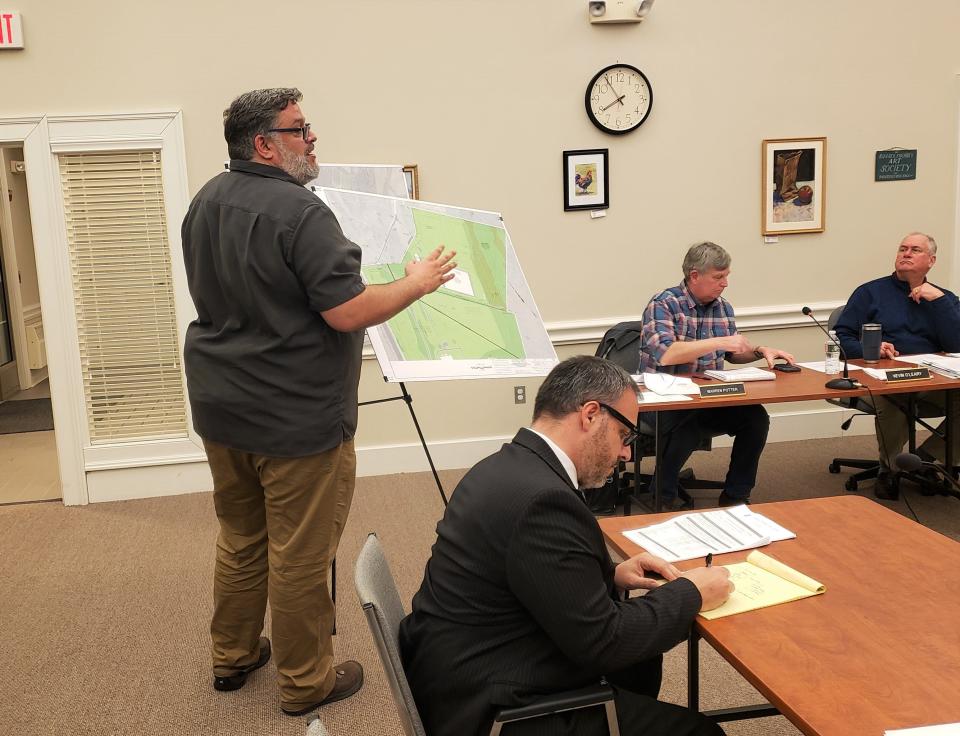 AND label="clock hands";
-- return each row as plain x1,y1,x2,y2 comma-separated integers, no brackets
600,74,626,111
600,94,626,112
